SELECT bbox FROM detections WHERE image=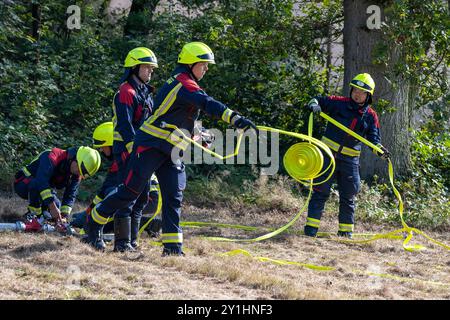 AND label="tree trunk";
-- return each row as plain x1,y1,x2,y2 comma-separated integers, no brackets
447,0,450,83
343,0,413,181
123,0,160,37
31,3,41,40
31,3,41,84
